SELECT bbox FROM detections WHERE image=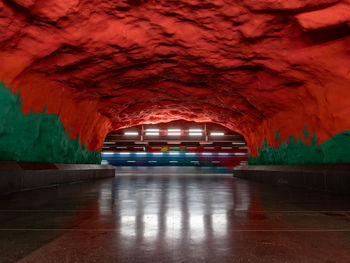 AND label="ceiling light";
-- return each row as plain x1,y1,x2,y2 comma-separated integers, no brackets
210,132,224,136
145,132,159,136
102,151,114,155
189,129,202,132
124,132,139,136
